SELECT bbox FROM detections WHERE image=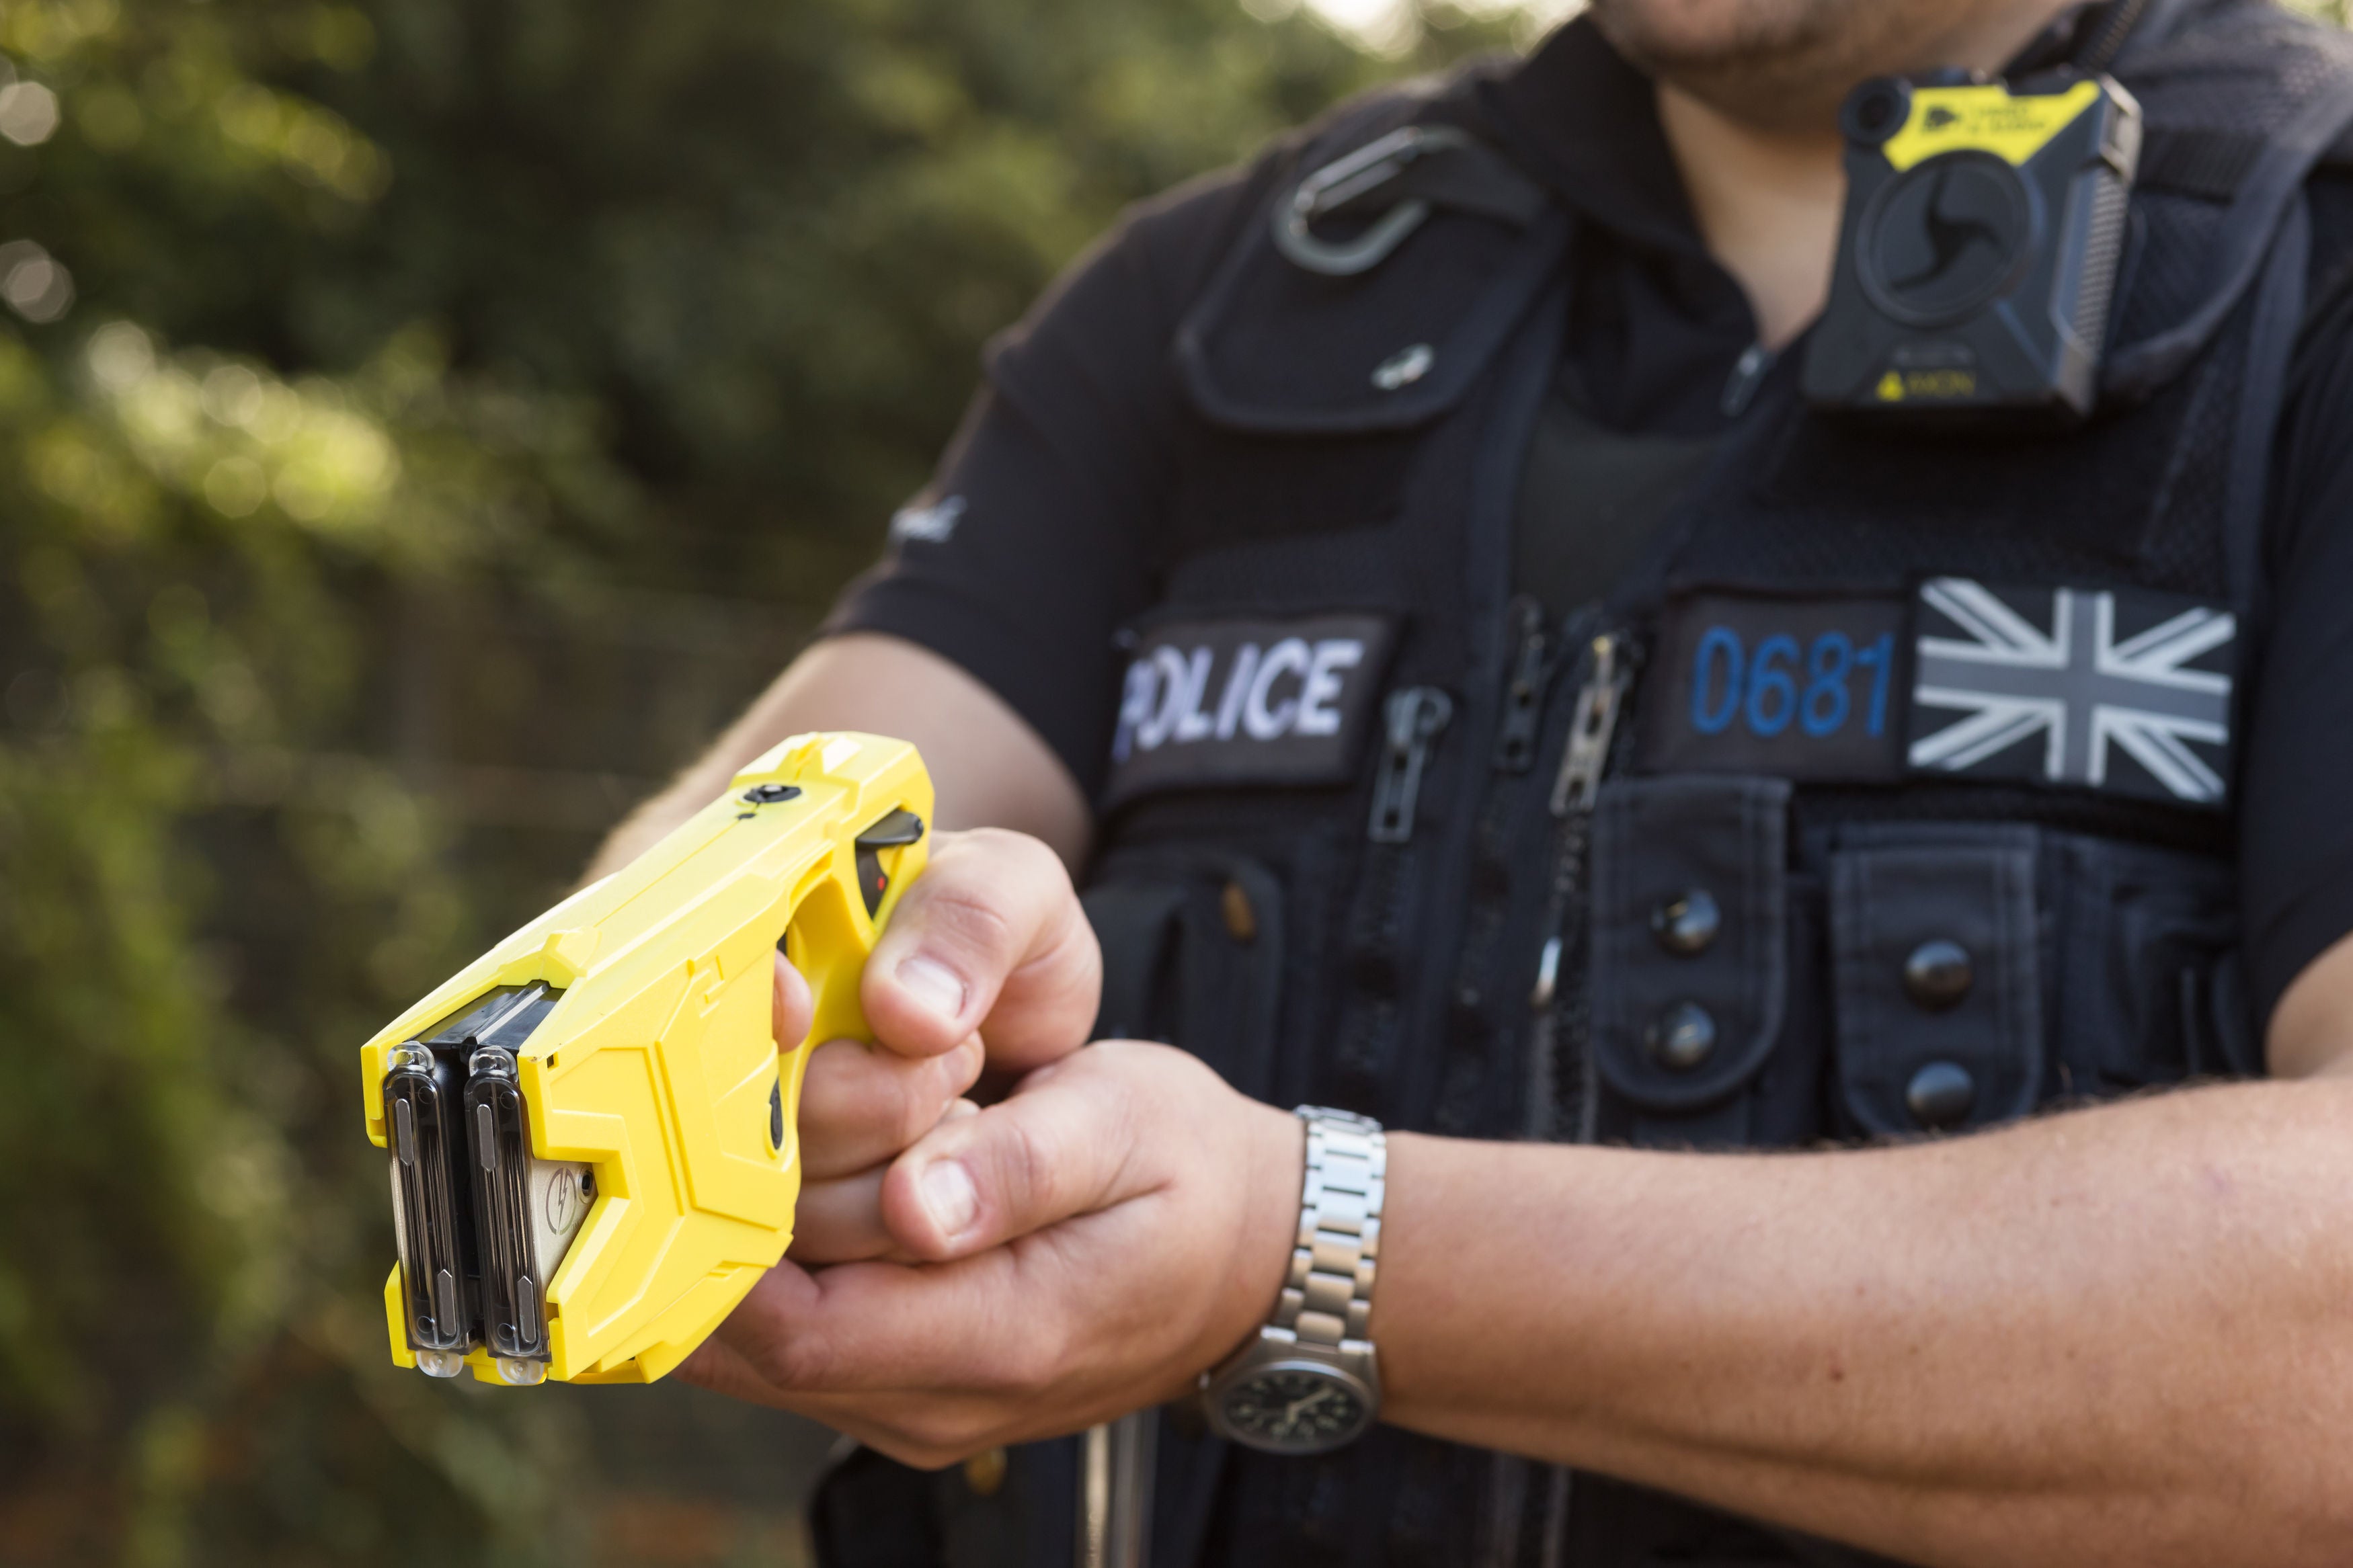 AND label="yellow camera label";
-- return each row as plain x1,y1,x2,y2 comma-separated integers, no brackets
1882,81,2101,172
1875,367,1979,403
